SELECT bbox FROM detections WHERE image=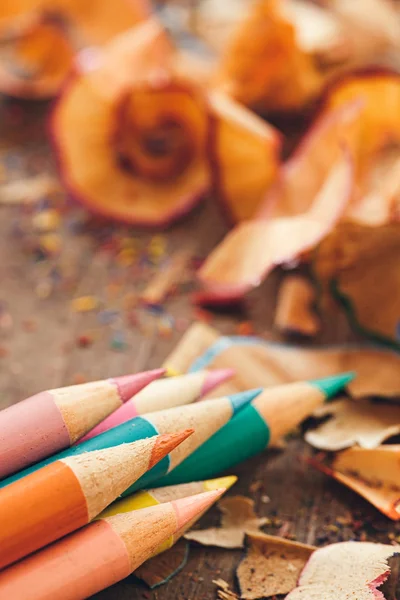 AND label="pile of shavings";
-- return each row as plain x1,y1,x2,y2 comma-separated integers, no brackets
1,2,399,349
152,492,400,599
197,70,400,350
